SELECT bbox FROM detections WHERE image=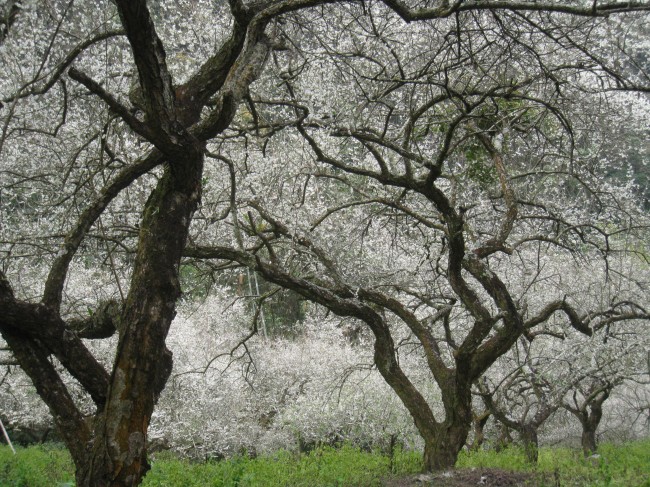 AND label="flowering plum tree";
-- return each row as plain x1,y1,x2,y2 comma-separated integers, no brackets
187,6,650,472
0,0,317,484
153,293,423,459
0,0,649,485
478,325,646,463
